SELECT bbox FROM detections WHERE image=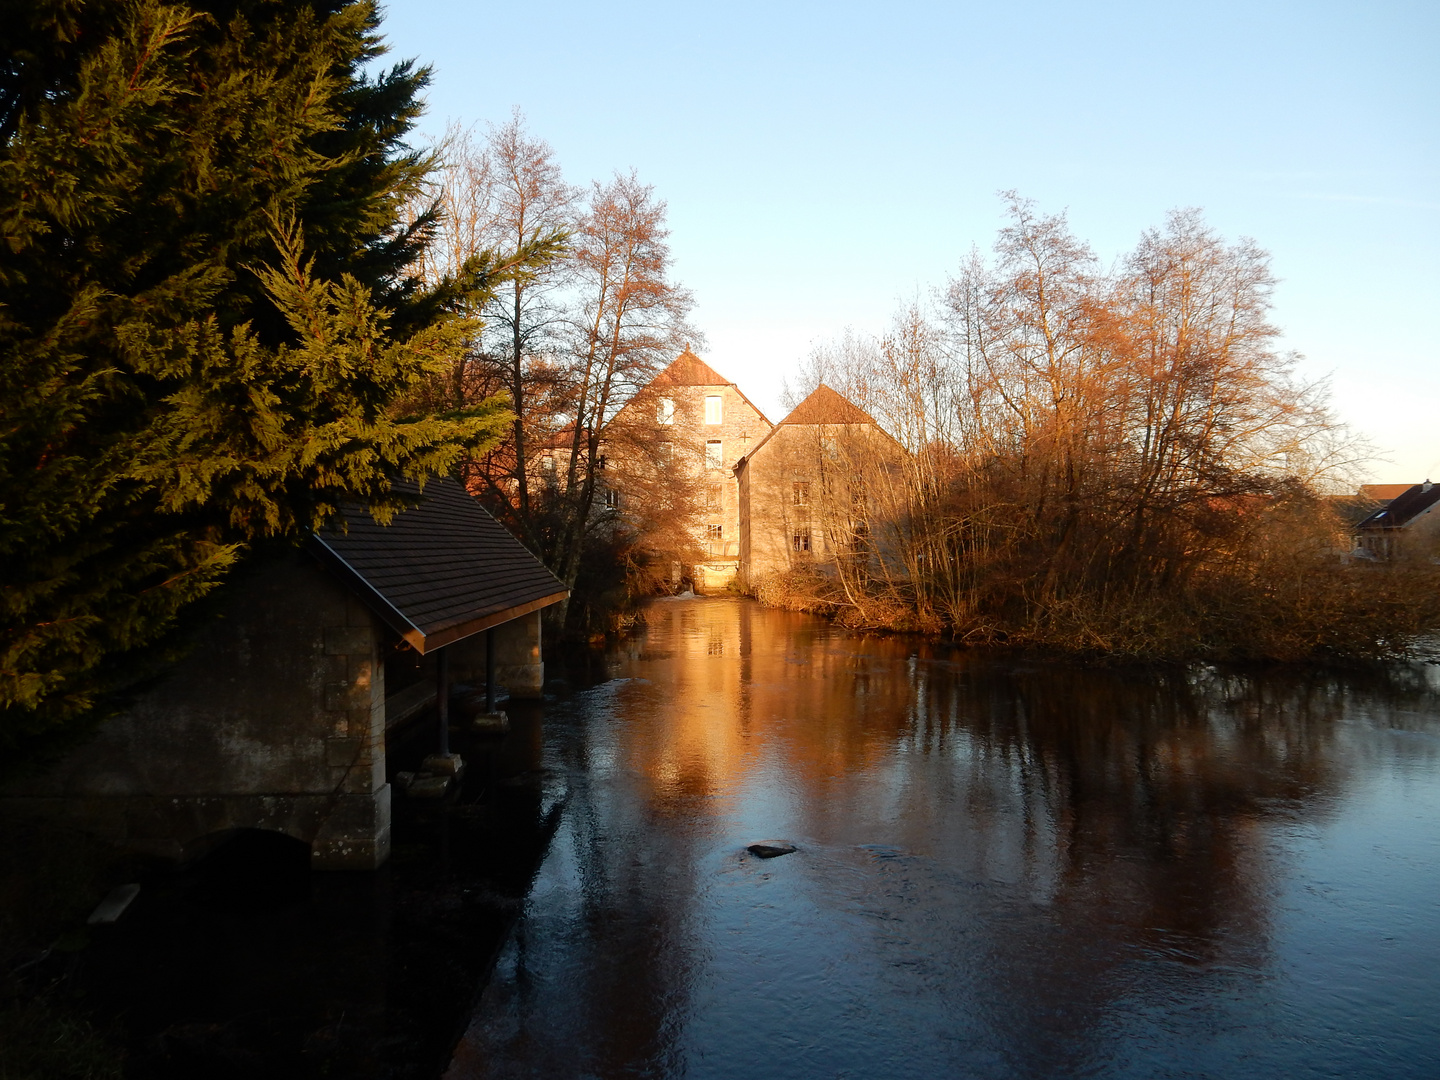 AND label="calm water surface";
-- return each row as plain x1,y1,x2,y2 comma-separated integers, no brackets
448,598,1440,1079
